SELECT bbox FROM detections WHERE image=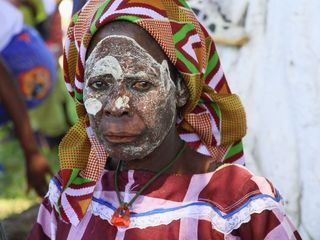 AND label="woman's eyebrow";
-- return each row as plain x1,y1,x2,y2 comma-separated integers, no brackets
123,72,156,79
87,74,114,81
